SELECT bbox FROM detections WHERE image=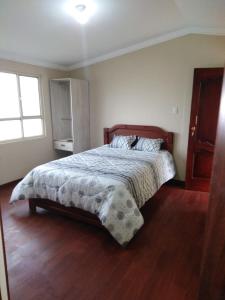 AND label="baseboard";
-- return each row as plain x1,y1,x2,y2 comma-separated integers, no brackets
0,179,22,189
166,179,185,188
